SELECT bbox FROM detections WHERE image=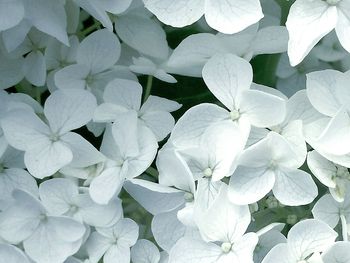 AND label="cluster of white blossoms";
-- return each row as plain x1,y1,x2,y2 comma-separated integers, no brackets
1,0,350,262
